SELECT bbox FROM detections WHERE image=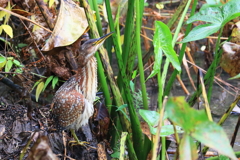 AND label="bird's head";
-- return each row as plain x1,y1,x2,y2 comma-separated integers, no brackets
79,32,113,60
